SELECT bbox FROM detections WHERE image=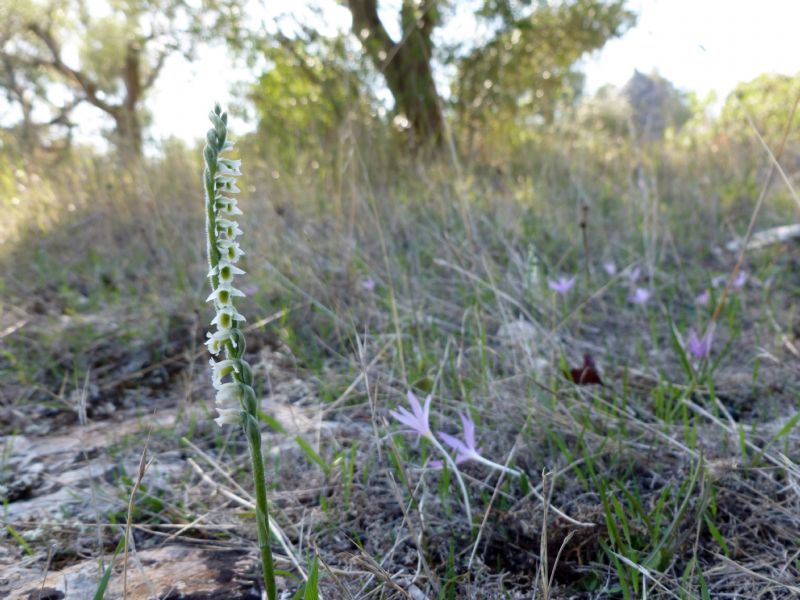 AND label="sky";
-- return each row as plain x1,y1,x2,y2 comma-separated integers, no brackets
89,0,800,145
581,0,800,98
